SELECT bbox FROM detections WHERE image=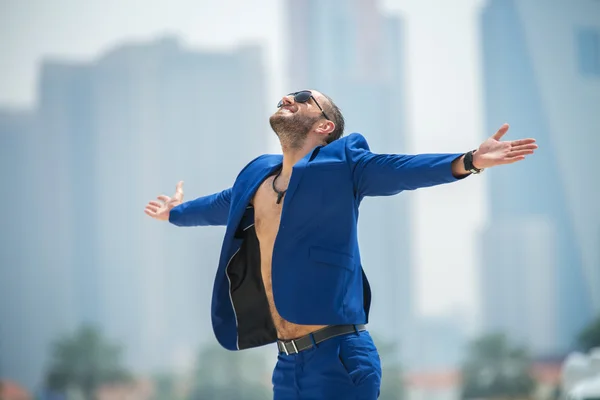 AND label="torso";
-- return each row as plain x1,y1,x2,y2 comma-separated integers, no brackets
251,173,327,340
